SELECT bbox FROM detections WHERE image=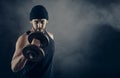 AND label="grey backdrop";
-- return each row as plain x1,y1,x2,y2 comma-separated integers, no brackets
0,0,120,78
